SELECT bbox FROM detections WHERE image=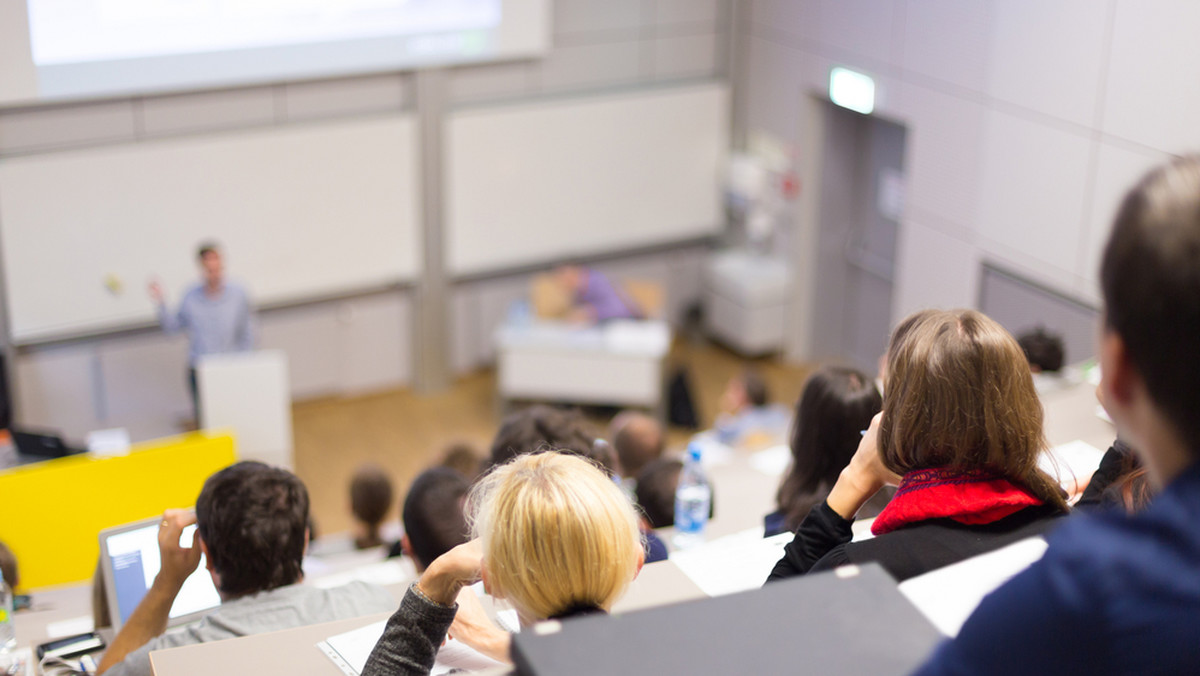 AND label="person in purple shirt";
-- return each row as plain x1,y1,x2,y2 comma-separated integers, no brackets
554,265,641,323
914,155,1200,675
149,243,255,421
